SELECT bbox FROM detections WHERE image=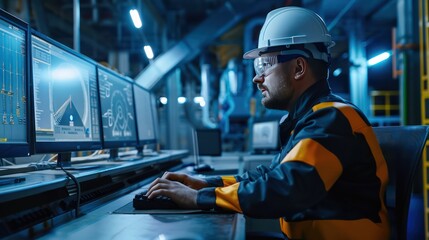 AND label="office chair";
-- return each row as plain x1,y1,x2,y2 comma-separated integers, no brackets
373,125,429,240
